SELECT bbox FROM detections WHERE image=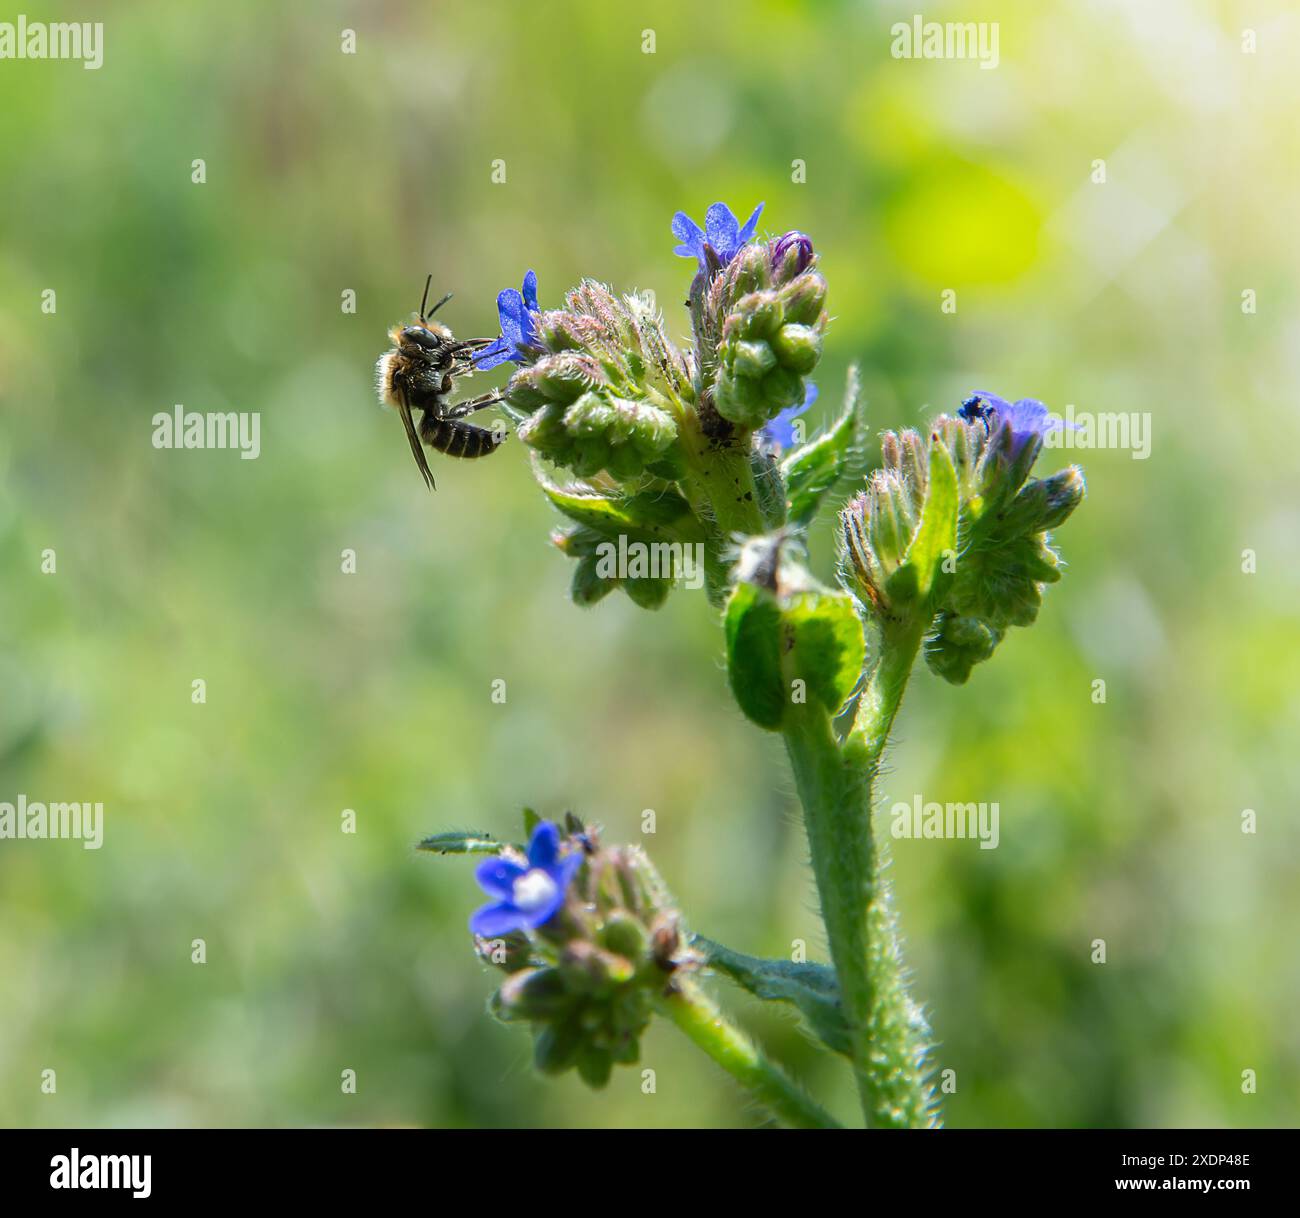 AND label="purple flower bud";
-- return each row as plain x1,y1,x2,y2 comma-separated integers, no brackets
772,231,814,275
